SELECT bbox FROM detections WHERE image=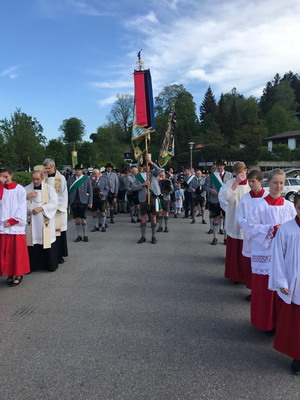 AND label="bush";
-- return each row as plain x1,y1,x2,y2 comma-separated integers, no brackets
12,172,32,187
